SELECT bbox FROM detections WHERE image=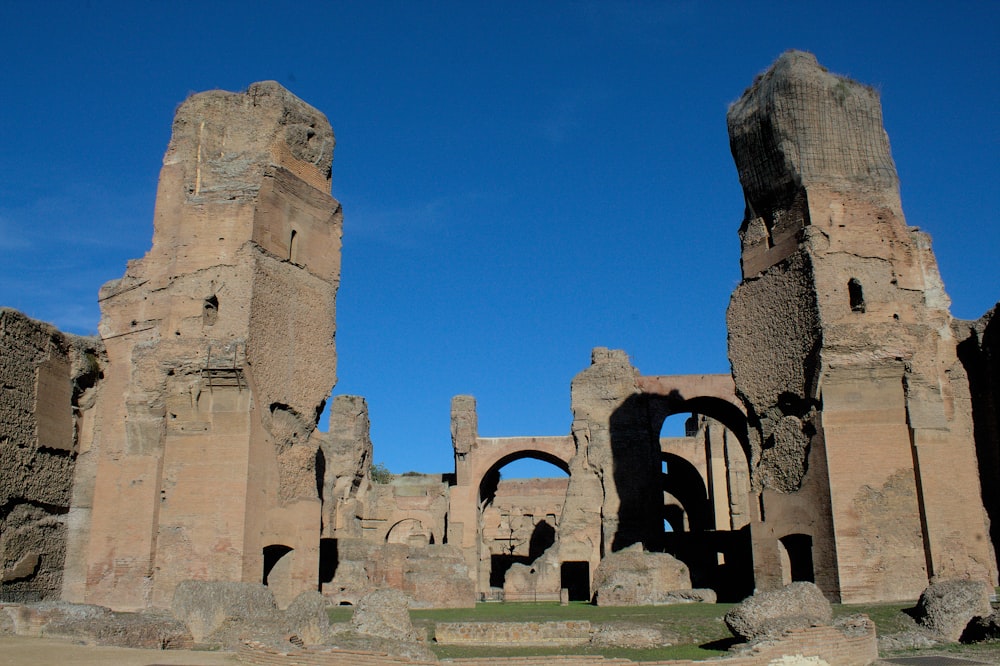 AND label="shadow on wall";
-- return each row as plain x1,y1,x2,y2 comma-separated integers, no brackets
957,310,1000,573
607,389,755,602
